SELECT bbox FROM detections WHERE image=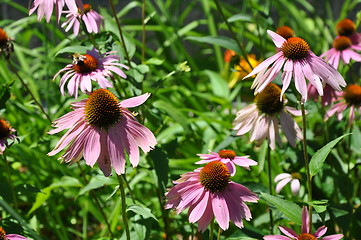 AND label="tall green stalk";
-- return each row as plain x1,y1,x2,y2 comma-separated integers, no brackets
3,153,18,209
267,144,274,234
300,101,313,230
117,174,131,240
